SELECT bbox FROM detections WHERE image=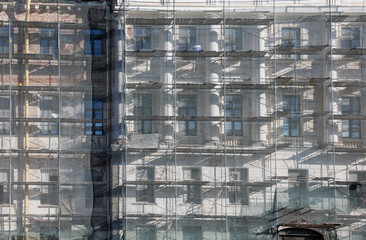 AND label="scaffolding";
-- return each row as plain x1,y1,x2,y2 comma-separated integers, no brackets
0,0,114,239
117,0,366,239
1,0,366,239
